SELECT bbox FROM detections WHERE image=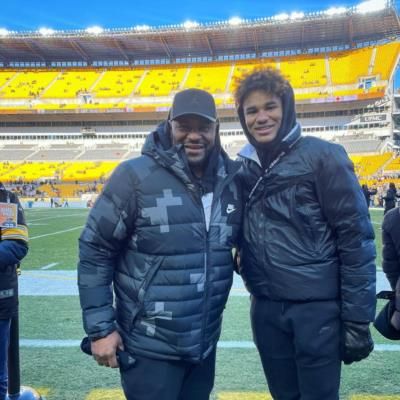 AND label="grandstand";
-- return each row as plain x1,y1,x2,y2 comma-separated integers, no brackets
0,1,399,199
